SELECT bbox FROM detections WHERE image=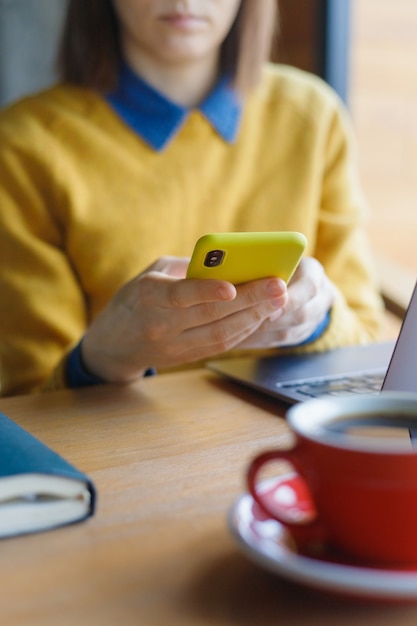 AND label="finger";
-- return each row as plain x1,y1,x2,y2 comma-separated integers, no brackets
187,276,288,327
180,299,280,355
